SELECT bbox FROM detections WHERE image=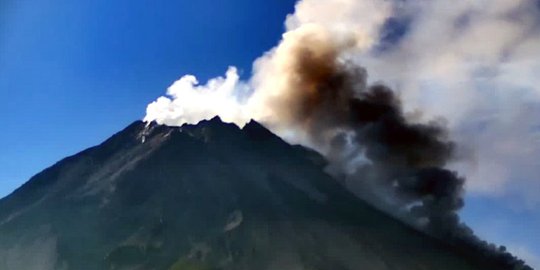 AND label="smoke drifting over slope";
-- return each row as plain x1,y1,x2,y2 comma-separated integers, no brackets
144,0,461,231
250,24,462,235
144,0,538,268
